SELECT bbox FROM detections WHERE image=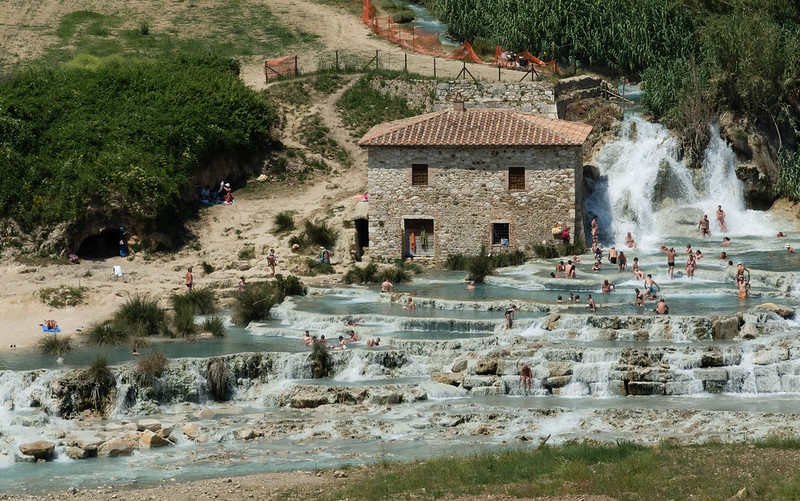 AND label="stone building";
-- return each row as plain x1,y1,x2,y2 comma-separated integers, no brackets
359,104,592,260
